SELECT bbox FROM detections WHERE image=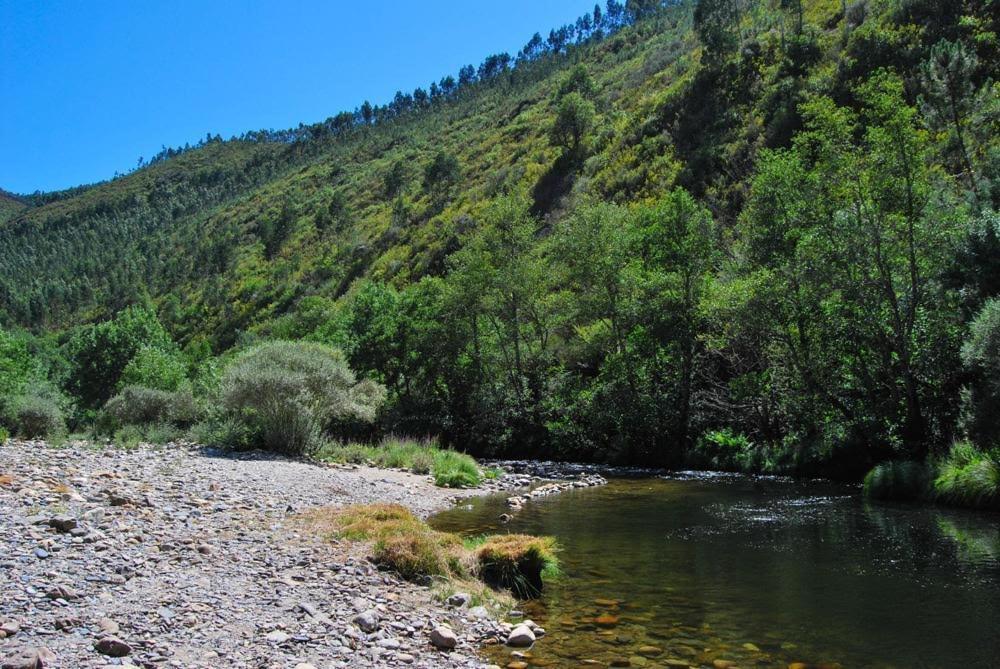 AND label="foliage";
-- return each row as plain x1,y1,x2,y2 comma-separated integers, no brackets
8,393,66,439
317,437,482,487
2,0,998,477
119,347,188,392
102,385,199,429
212,341,386,454
431,450,482,488
550,92,596,152
475,534,560,598
65,306,173,410
933,442,1000,509
862,461,932,502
